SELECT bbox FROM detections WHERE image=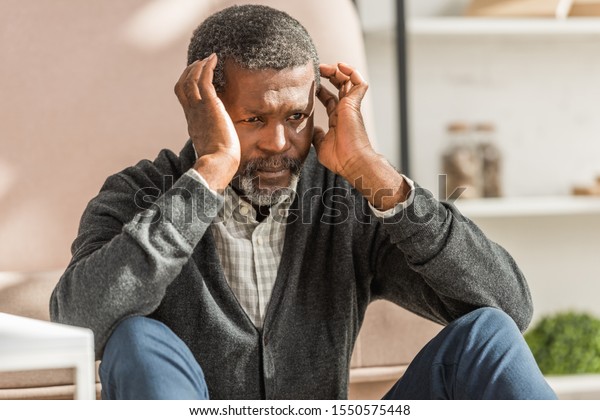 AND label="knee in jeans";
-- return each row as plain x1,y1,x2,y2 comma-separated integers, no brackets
100,317,208,399
474,307,515,326
102,316,162,372
454,307,520,342
106,316,152,346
